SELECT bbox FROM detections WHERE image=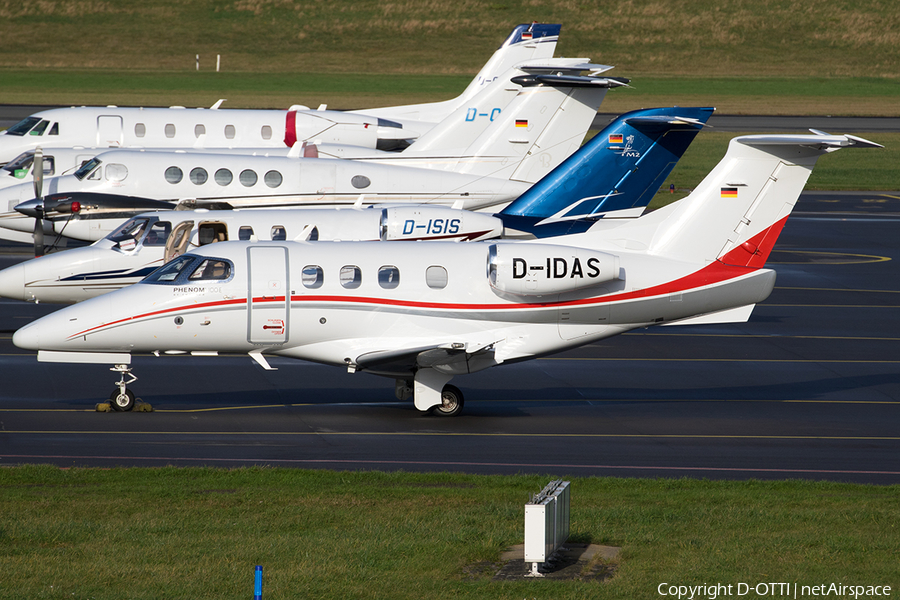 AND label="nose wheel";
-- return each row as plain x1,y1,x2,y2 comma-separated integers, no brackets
109,364,137,412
